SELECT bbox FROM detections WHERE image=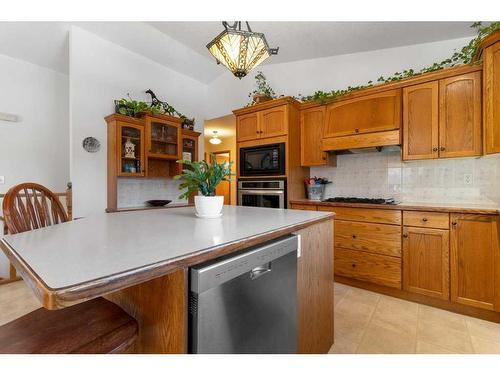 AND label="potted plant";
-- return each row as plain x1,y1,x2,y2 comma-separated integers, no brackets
115,95,162,118
174,157,234,218
248,71,276,105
